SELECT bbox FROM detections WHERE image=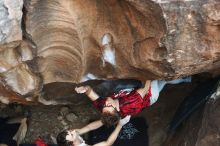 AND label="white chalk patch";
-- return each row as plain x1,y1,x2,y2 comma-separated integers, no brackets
25,97,32,101
163,13,167,18
150,0,169,3
152,0,194,3
87,73,97,79
210,93,215,99
25,96,39,102
0,67,7,73
103,47,116,66
187,14,192,19
210,82,220,100
167,58,174,63
210,91,220,100
216,90,220,97
177,50,185,53
38,96,58,105
101,33,116,66
0,96,10,104
169,29,176,34
80,73,98,82
102,34,112,46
